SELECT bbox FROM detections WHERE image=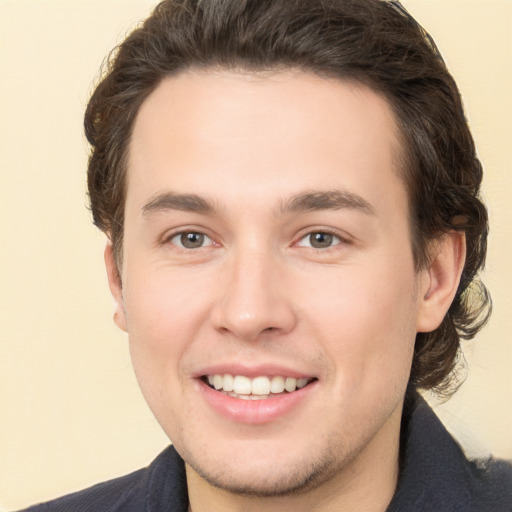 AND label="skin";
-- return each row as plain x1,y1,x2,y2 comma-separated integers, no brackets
105,70,465,512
